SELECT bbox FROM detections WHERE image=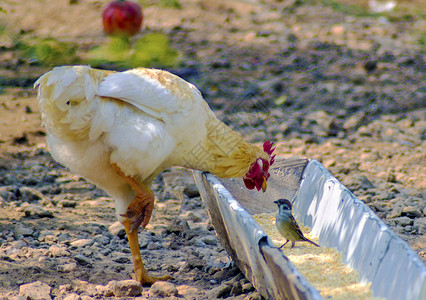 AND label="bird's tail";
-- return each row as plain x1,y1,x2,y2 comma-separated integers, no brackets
304,237,320,247
34,65,113,140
